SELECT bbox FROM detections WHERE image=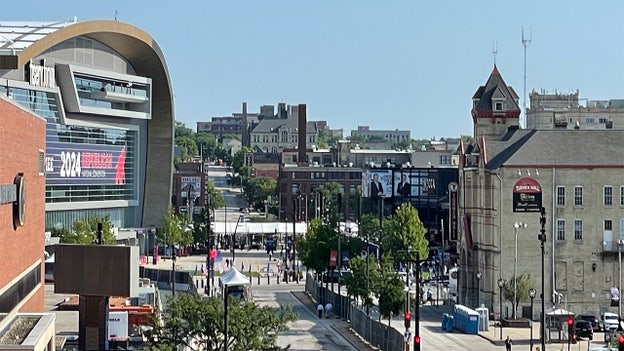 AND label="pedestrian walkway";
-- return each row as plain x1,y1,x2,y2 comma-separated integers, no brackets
143,253,306,295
